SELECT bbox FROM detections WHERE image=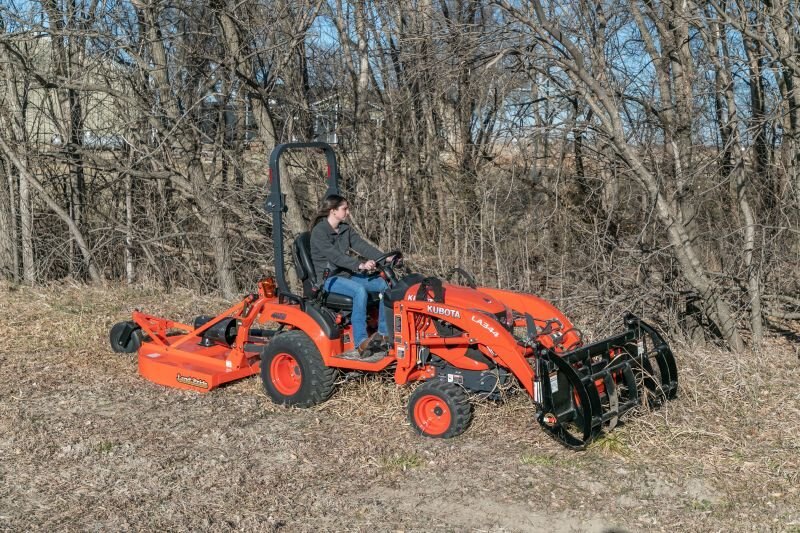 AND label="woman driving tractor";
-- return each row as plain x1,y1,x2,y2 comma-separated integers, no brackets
309,194,392,359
